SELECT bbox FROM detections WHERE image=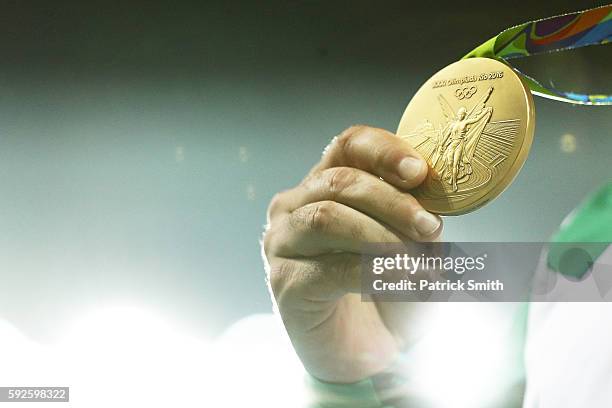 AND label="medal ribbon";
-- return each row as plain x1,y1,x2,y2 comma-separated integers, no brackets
464,4,612,105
